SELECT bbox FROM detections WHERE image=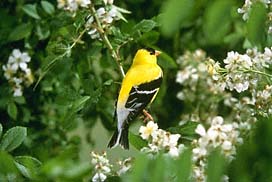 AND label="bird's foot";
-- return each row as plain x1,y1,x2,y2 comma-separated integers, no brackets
142,109,154,123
